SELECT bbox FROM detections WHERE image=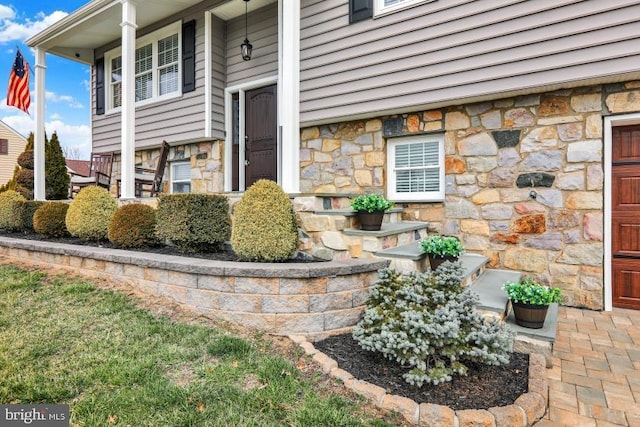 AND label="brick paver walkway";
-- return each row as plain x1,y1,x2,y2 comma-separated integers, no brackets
535,307,640,426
